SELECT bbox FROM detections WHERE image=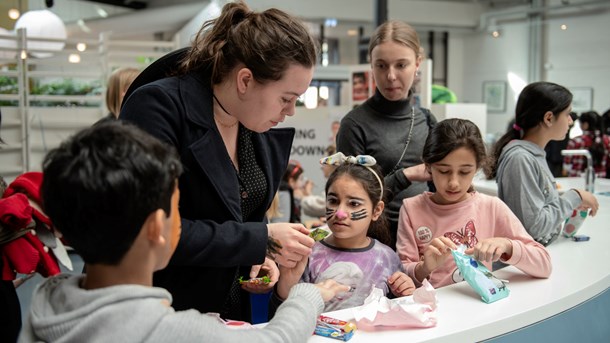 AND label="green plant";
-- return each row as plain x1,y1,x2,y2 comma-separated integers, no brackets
0,76,19,106
30,78,102,107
